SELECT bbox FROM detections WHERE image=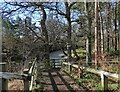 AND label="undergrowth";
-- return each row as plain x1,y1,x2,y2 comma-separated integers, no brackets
63,67,119,91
